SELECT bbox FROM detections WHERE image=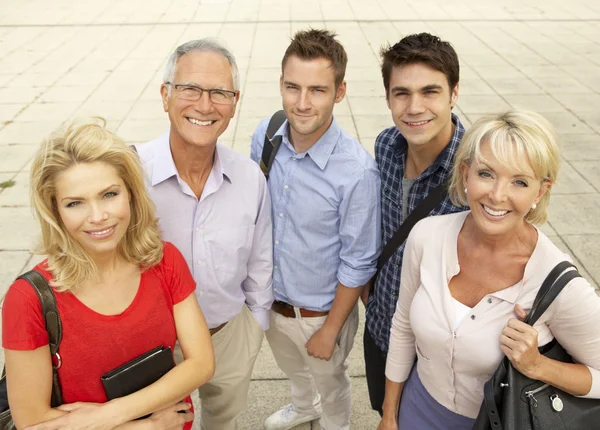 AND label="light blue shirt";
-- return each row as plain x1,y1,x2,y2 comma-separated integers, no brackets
251,117,381,312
